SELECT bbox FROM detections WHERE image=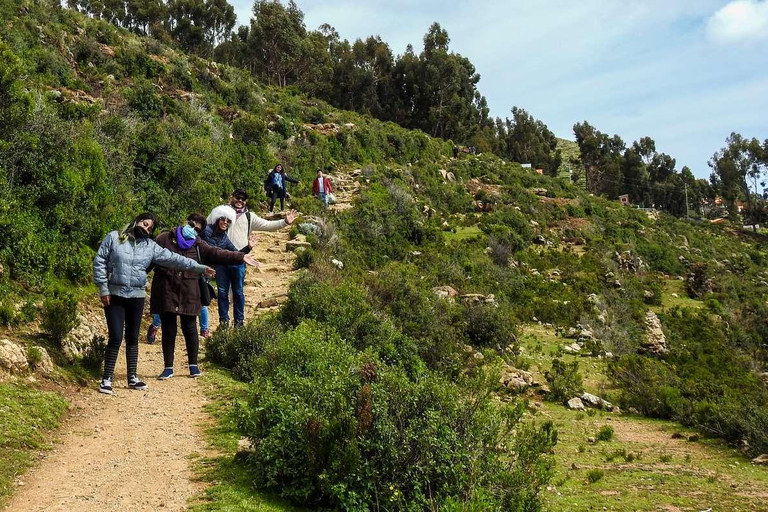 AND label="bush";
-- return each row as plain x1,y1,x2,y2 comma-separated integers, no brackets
42,287,79,343
596,425,614,442
586,469,604,483
236,321,557,511
545,358,584,403
206,314,282,381
0,300,15,326
294,247,315,269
